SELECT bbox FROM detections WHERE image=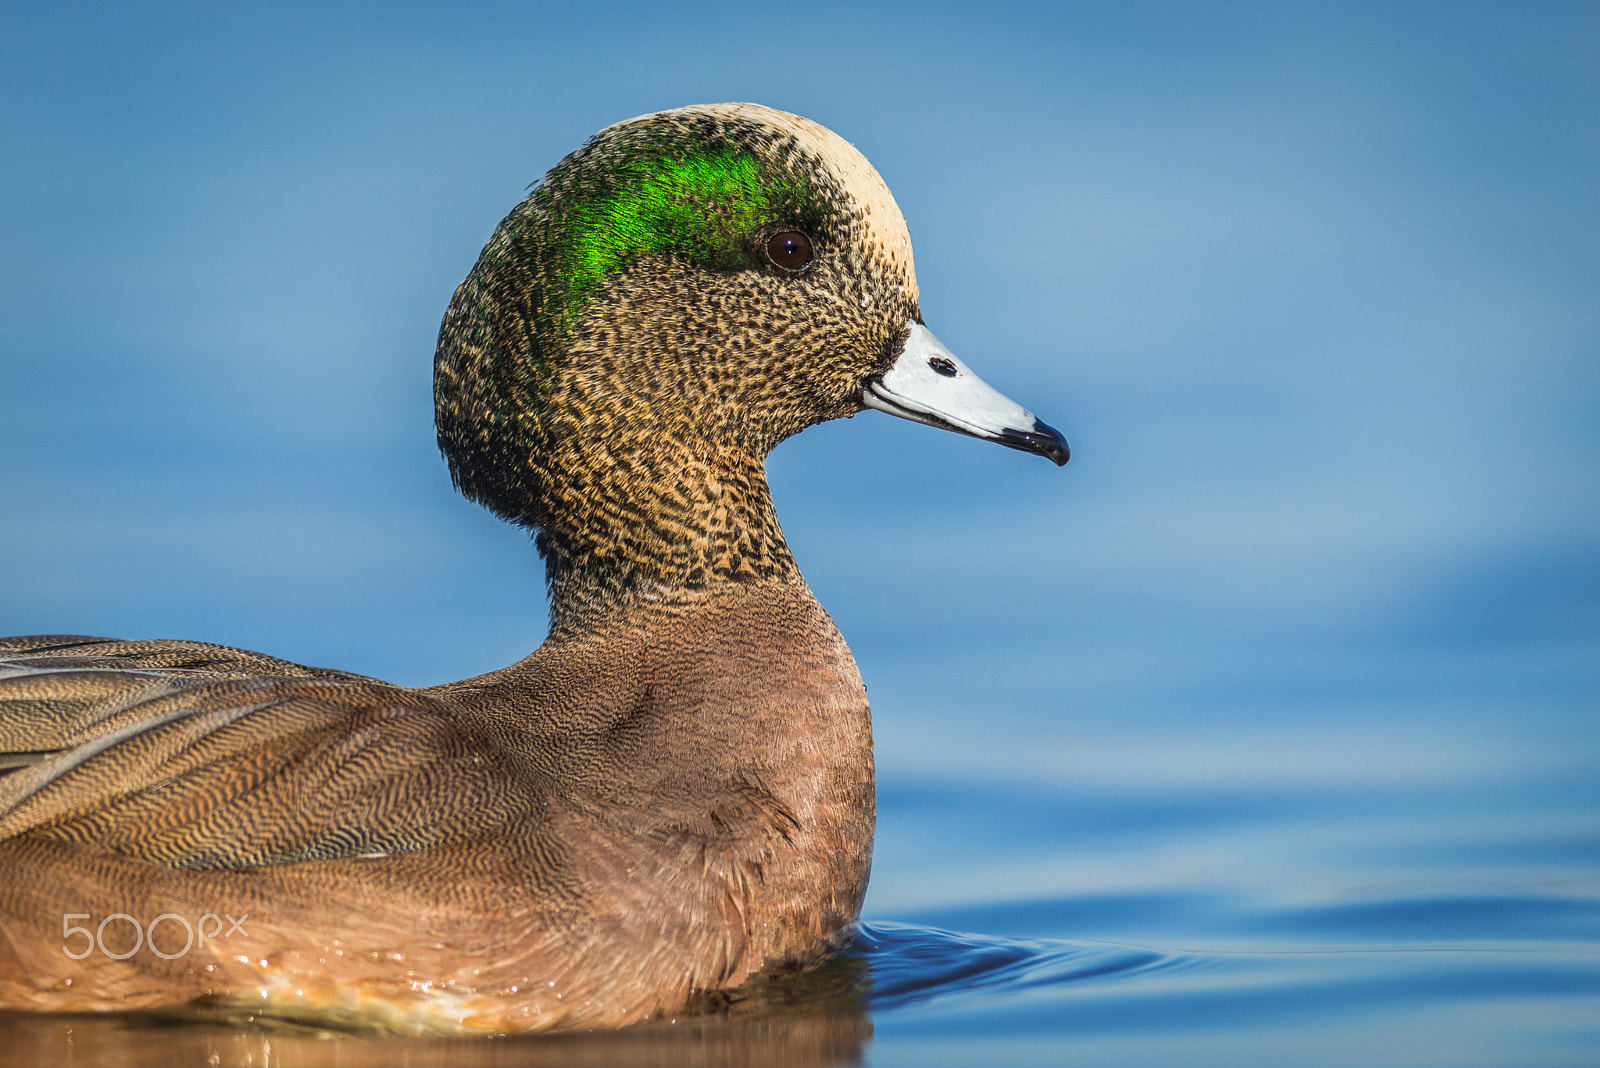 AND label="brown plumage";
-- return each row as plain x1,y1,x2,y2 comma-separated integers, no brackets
0,103,1065,1033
